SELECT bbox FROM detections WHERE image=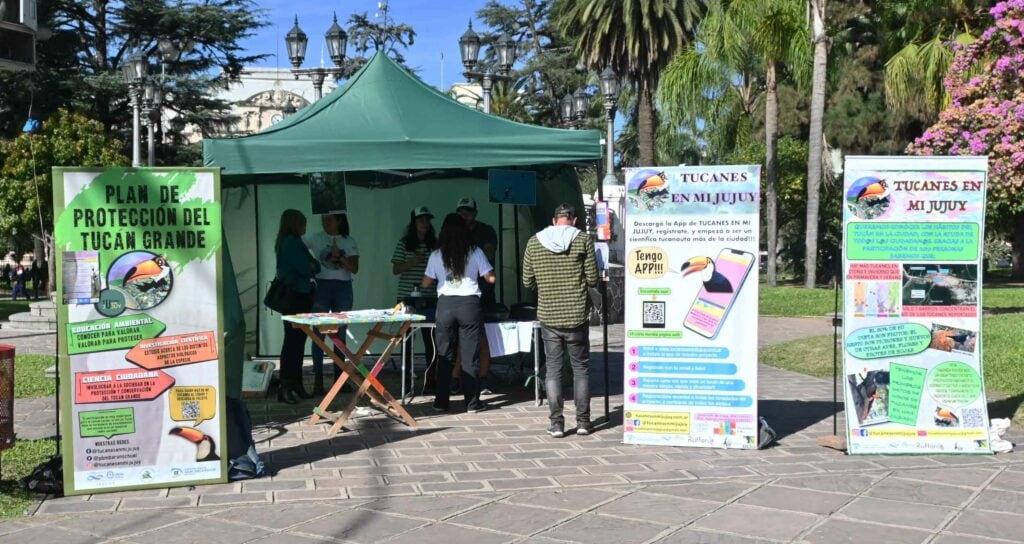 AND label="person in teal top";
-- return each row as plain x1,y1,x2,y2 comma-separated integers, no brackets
275,209,317,403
